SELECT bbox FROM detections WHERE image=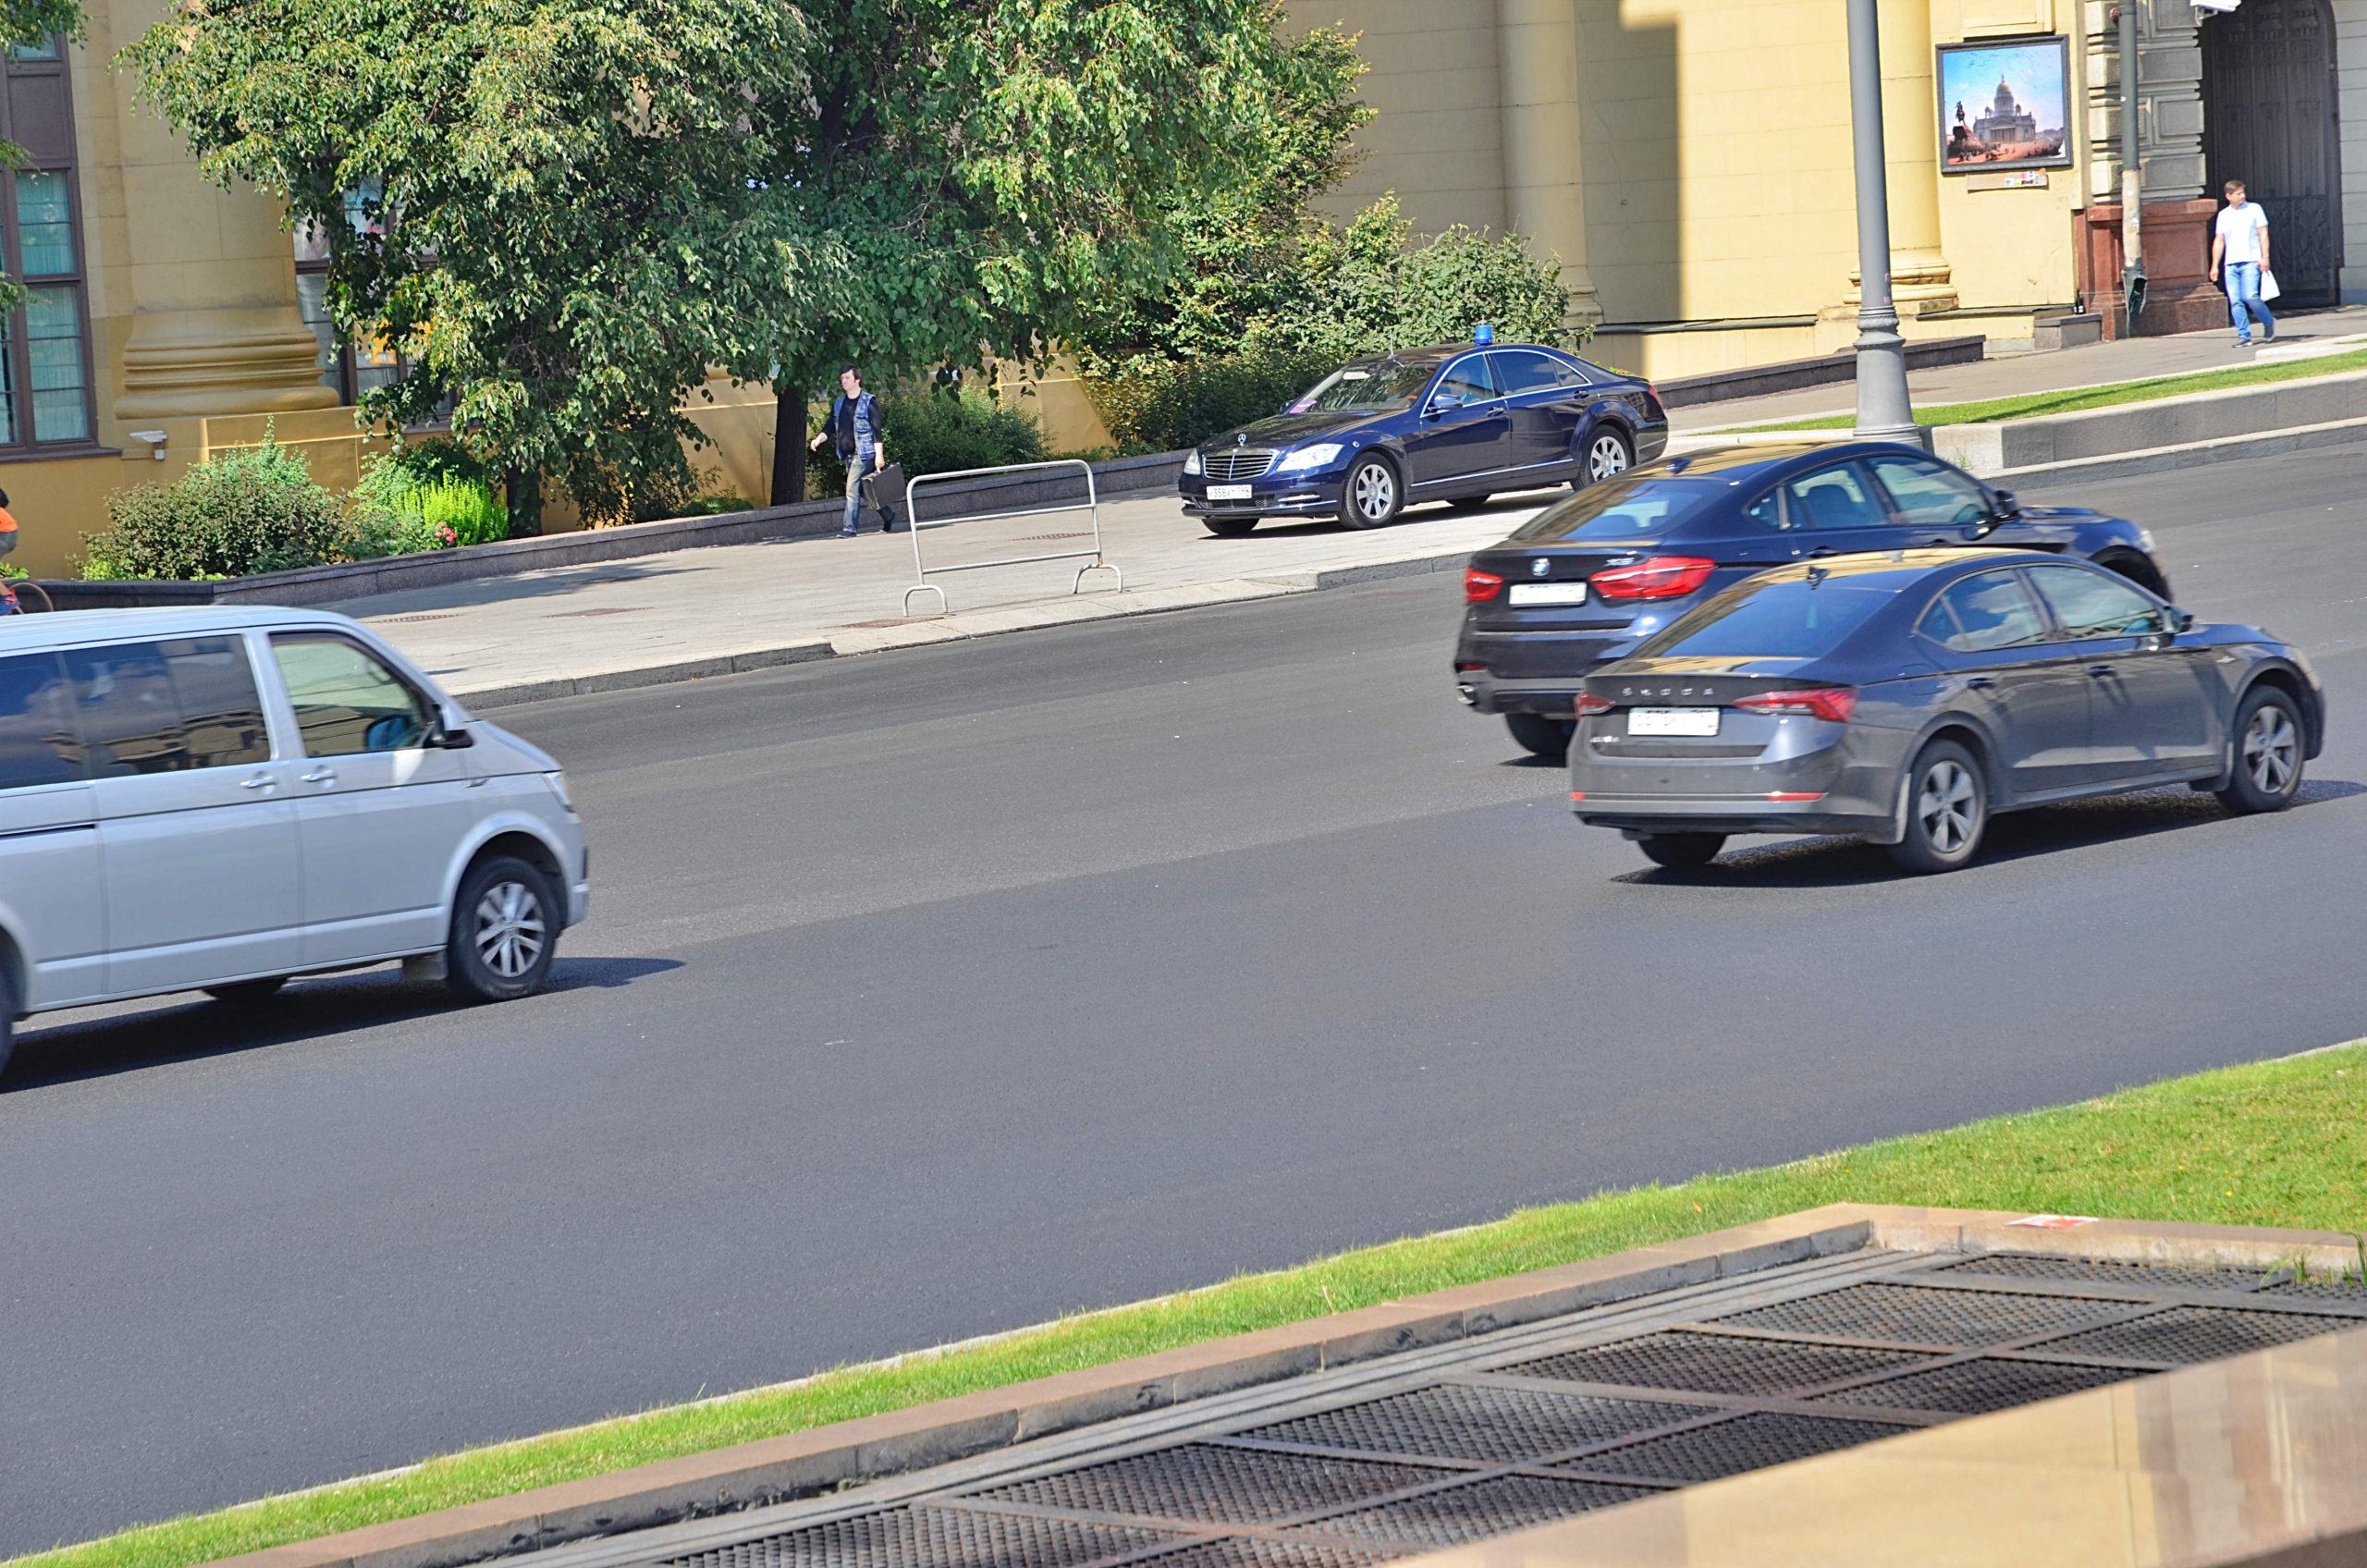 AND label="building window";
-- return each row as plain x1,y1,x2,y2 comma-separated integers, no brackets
295,187,406,406
0,37,94,451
